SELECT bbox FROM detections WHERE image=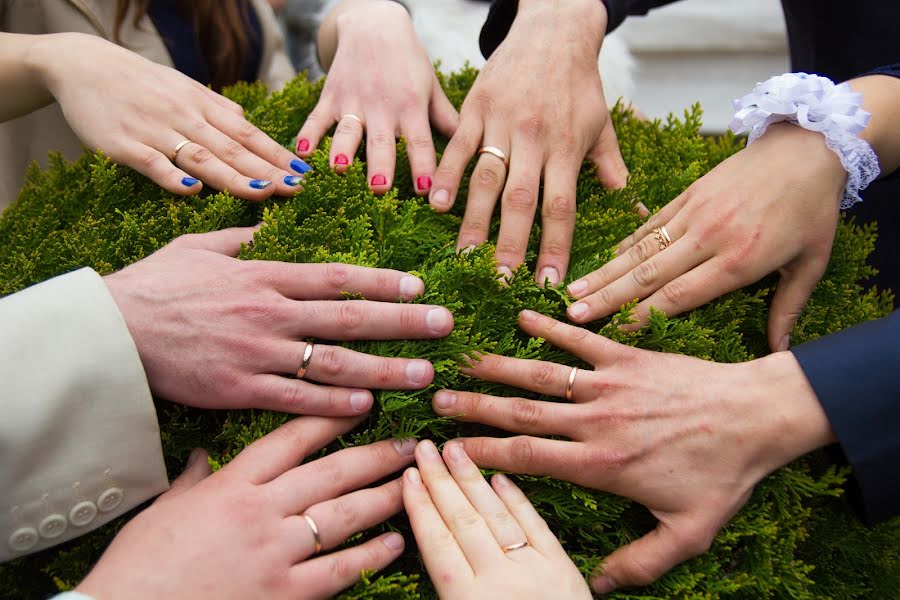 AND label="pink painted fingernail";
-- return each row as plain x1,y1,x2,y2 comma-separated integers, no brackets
568,279,588,296
433,391,456,410
416,175,432,192
334,153,350,167
569,302,589,320
296,138,310,153
370,174,387,187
